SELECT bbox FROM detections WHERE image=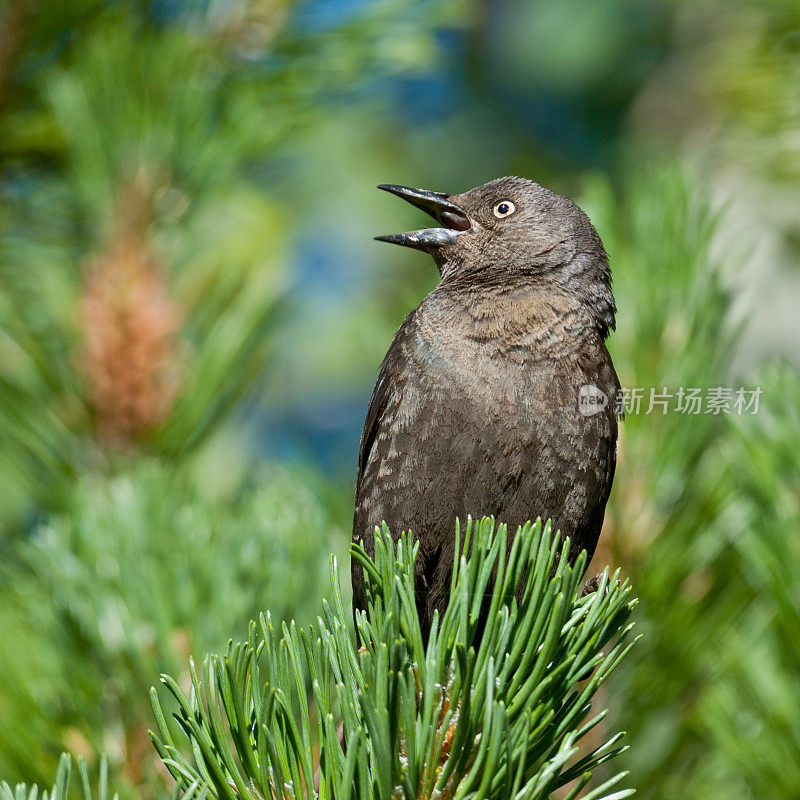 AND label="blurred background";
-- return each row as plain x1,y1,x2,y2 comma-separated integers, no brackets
0,0,798,798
